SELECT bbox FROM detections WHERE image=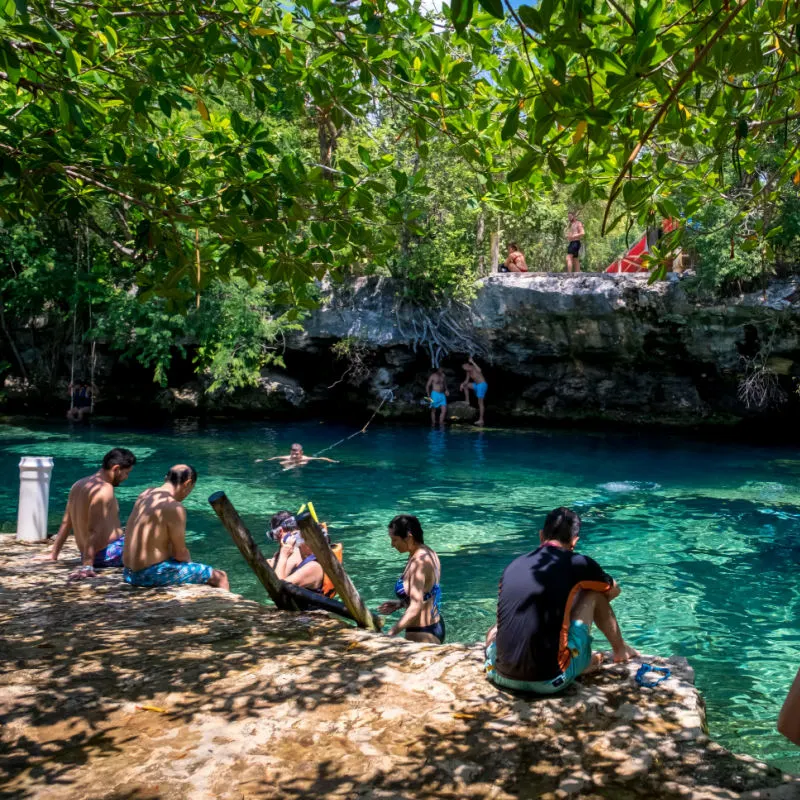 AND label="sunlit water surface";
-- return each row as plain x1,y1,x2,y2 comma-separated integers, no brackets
2,419,799,773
